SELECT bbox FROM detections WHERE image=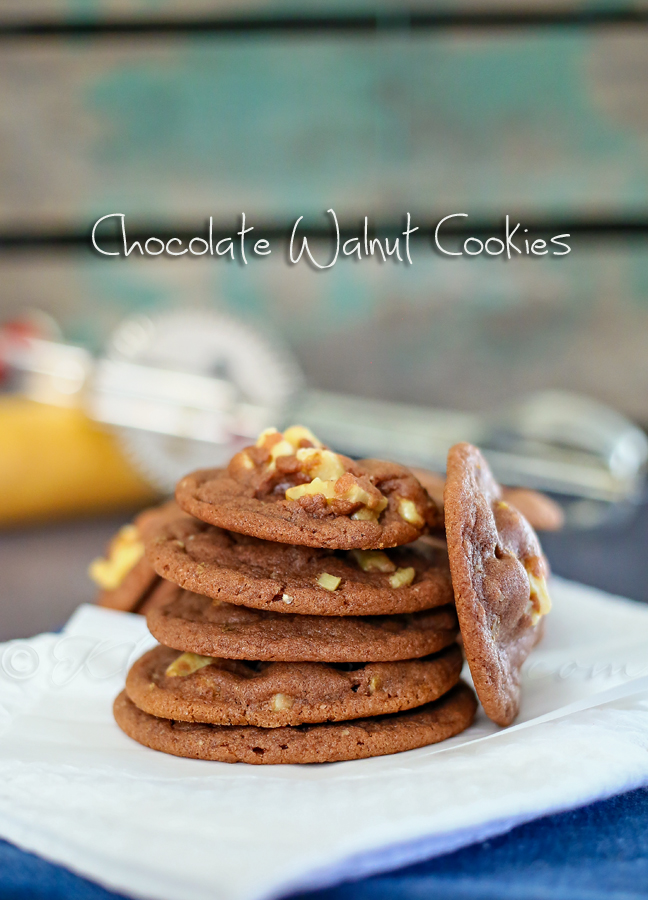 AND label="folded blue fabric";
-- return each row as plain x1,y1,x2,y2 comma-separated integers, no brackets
296,786,648,900
3,786,648,900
